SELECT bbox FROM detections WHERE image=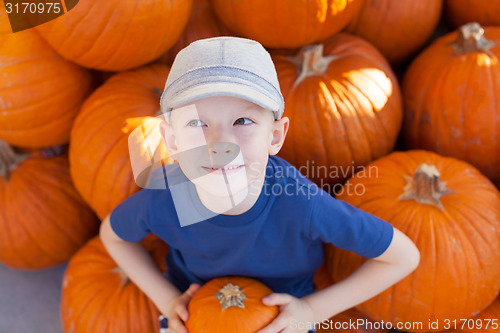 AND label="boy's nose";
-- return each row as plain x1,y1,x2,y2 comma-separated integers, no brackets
208,142,236,155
